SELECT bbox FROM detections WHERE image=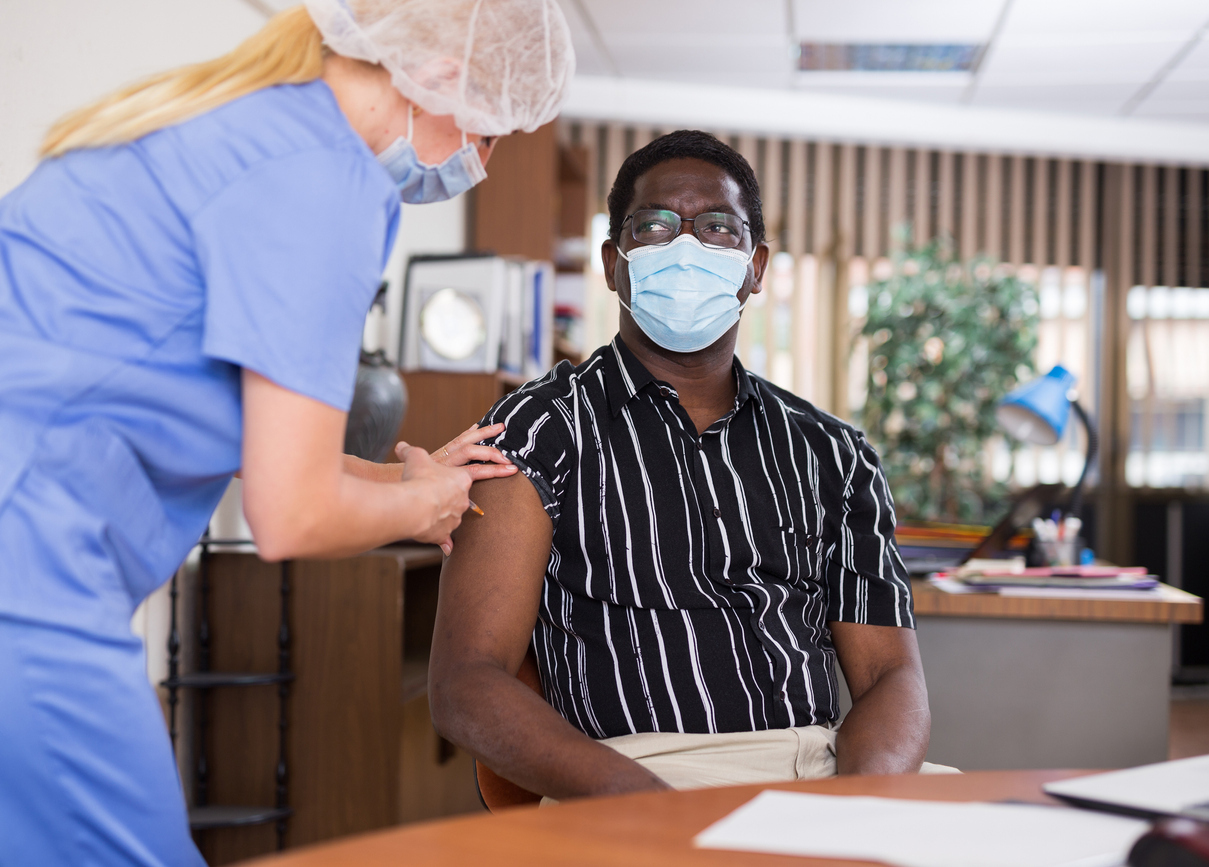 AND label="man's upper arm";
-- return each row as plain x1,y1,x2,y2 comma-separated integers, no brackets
431,472,554,678
829,621,924,703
